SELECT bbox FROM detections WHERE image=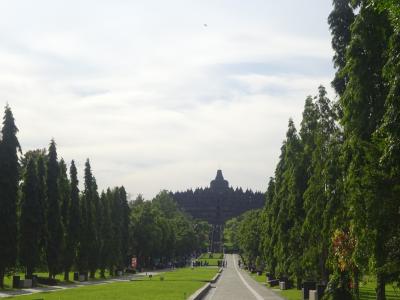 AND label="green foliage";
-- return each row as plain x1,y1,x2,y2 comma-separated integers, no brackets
130,191,207,268
328,0,355,96
45,140,64,278
98,191,113,278
12,267,218,300
83,160,99,277
19,158,41,276
234,3,400,300
0,105,20,288
224,217,240,252
63,160,80,280
237,210,262,267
